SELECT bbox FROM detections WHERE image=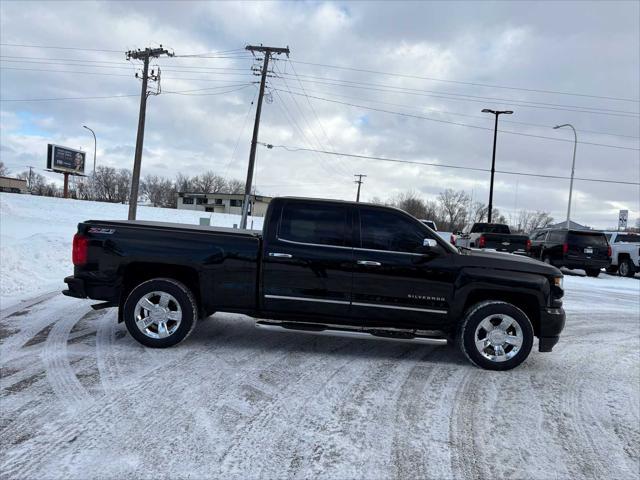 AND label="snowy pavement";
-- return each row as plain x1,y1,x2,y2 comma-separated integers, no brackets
1,274,638,479
1,193,639,479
